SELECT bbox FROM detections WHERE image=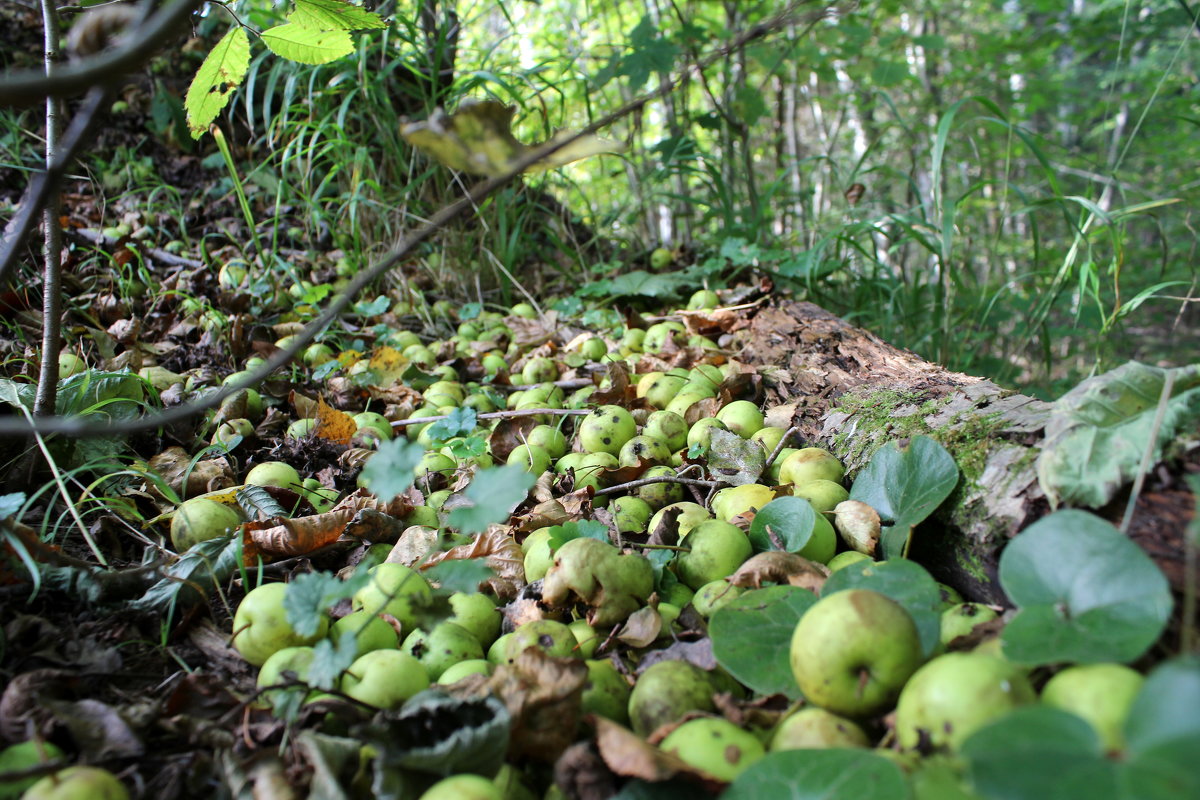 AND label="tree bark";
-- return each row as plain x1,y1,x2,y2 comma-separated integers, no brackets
735,299,1058,604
